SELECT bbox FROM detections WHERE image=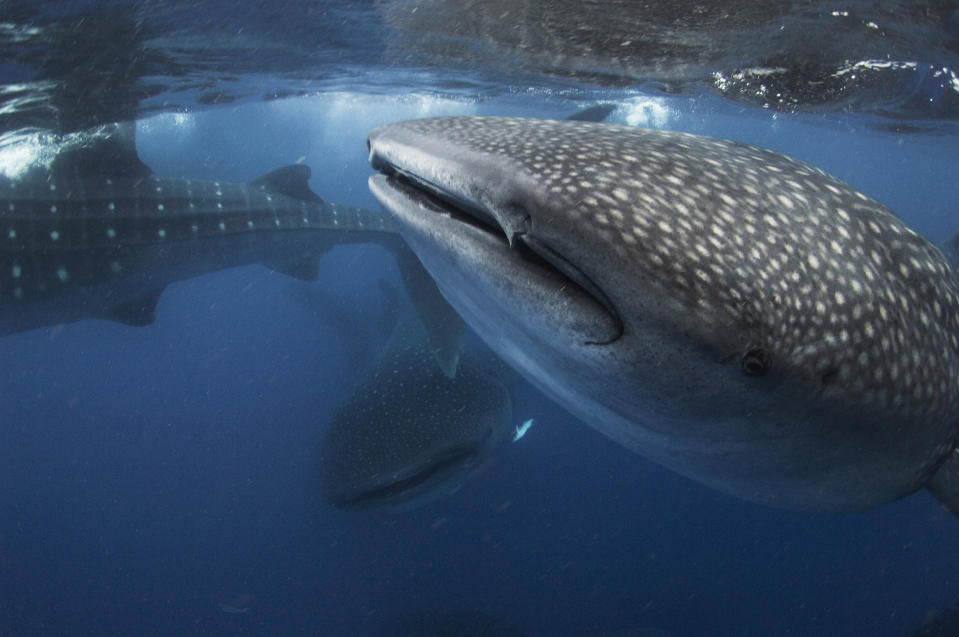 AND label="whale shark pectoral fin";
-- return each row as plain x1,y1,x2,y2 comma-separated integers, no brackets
248,164,324,204
394,243,464,378
102,288,164,327
270,256,321,282
926,448,959,517
377,278,403,323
